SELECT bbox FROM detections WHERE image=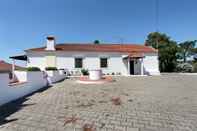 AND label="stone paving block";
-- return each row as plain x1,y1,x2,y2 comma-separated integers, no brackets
114,125,126,131
133,121,145,128
158,127,173,131
126,127,139,131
